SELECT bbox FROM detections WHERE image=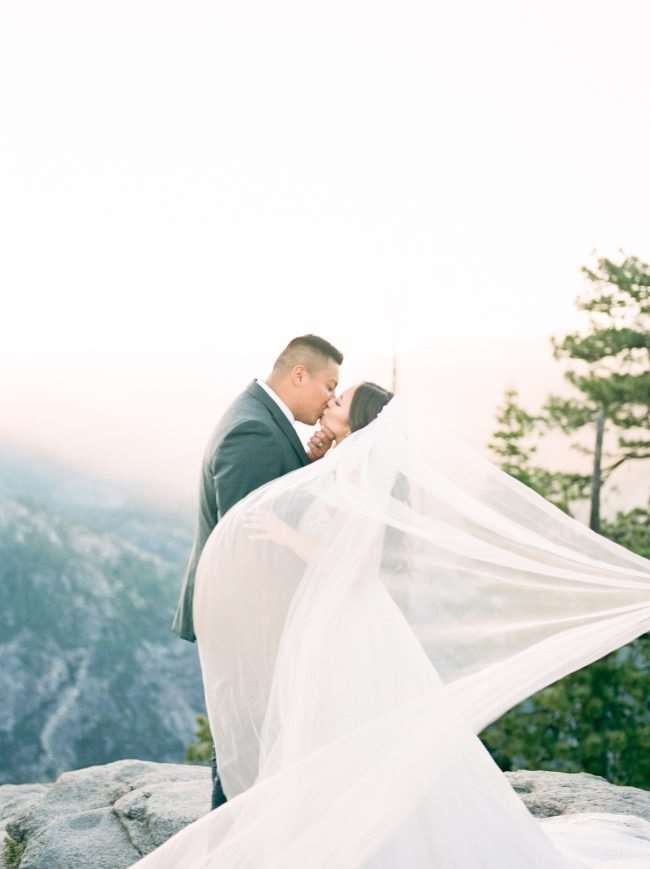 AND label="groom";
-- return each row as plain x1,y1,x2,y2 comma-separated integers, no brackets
172,334,343,808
